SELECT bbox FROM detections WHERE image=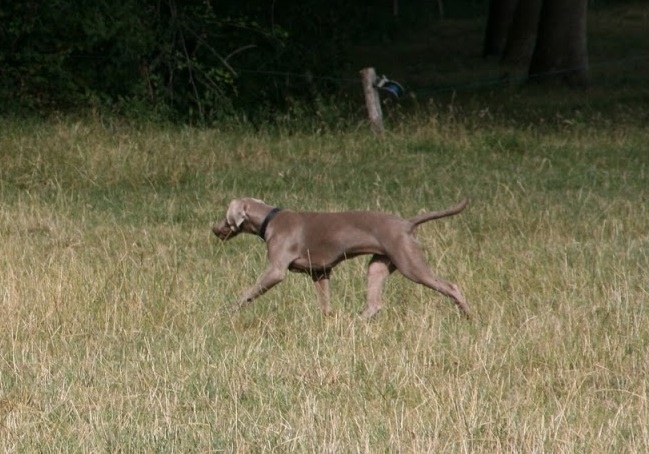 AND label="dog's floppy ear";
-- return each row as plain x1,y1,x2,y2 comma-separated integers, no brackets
226,199,247,230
